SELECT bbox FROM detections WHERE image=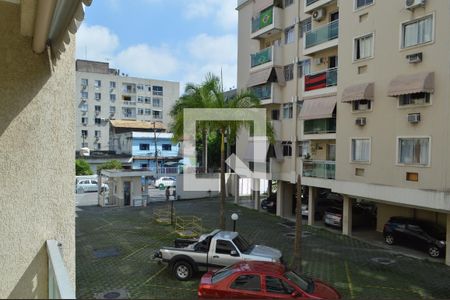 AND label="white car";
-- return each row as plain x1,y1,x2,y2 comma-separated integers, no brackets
76,179,108,193
154,176,176,188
